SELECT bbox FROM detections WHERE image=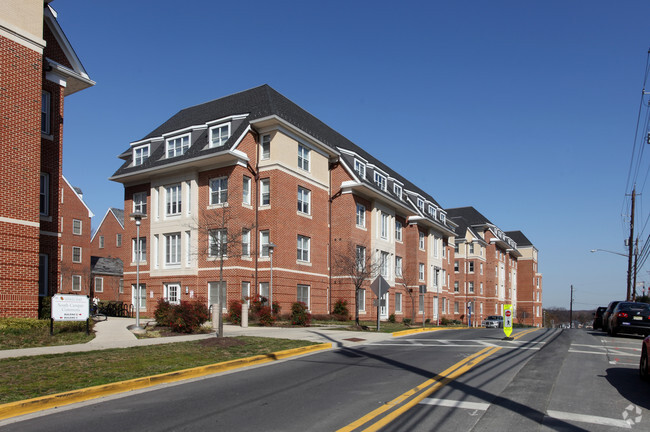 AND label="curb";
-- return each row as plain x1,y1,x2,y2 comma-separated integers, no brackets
0,342,331,421
392,326,470,337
